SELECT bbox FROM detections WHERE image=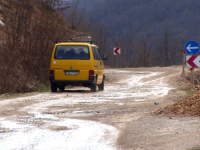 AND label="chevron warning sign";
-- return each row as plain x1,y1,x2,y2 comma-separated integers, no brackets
186,55,200,68
113,47,121,55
